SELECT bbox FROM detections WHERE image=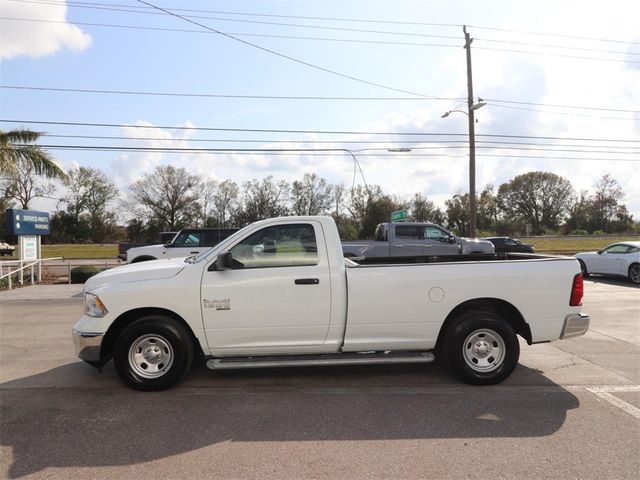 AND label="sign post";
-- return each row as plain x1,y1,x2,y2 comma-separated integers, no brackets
391,209,408,222
5,209,50,285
